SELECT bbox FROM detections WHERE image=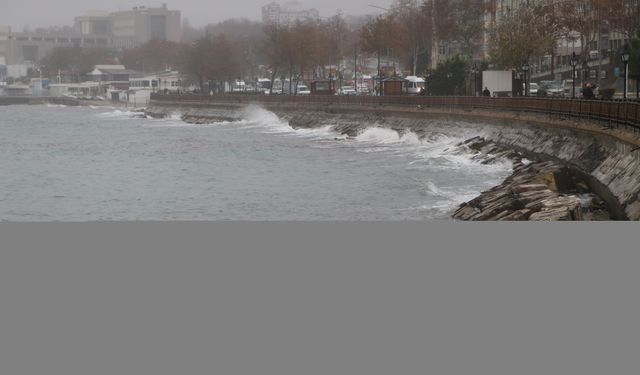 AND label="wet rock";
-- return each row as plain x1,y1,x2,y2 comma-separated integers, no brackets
451,136,608,221
499,209,533,221
529,207,574,221
513,184,549,193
